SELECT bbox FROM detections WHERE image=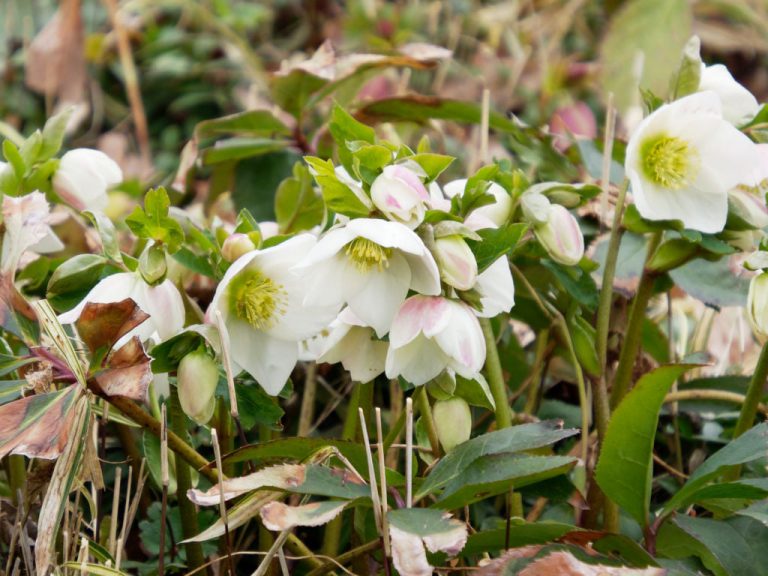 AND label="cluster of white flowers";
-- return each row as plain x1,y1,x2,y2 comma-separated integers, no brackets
208,165,519,396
